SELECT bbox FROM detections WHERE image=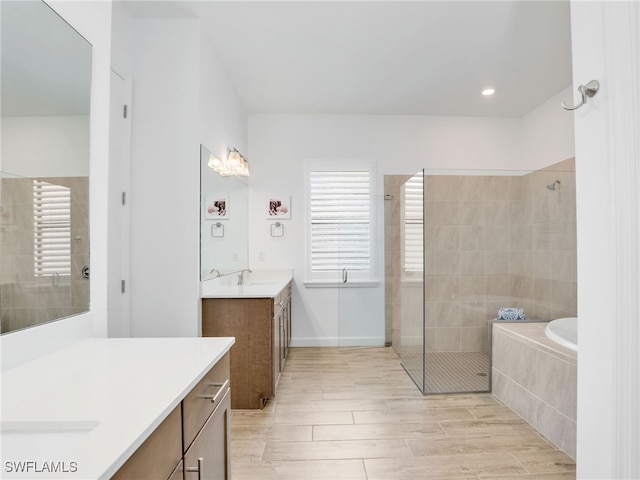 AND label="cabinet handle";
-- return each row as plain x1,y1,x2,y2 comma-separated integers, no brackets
186,457,203,480
342,268,348,284
201,379,229,404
